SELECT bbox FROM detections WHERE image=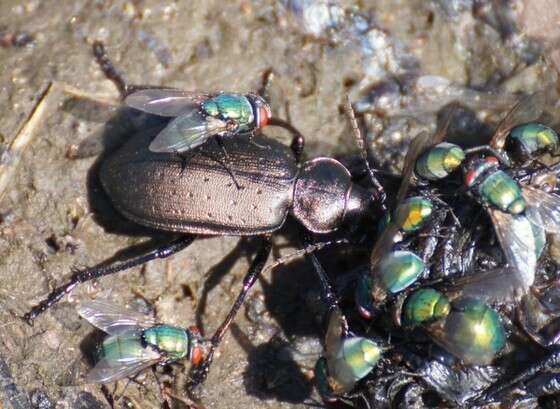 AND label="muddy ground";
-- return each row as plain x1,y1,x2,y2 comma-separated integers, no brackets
0,1,559,409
